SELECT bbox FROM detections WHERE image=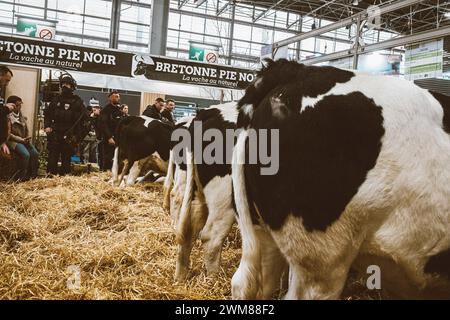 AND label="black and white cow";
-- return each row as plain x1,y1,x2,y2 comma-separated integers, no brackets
164,103,240,284
232,59,450,299
112,115,172,186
